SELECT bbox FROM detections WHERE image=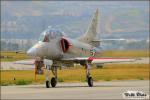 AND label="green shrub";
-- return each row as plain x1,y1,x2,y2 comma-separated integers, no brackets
58,78,64,82
137,76,144,80
15,80,31,85
1,82,10,86
105,78,111,81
